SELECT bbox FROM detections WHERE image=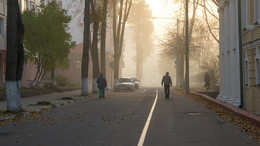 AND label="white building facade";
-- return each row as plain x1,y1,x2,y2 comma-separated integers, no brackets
217,0,241,107
241,0,260,113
